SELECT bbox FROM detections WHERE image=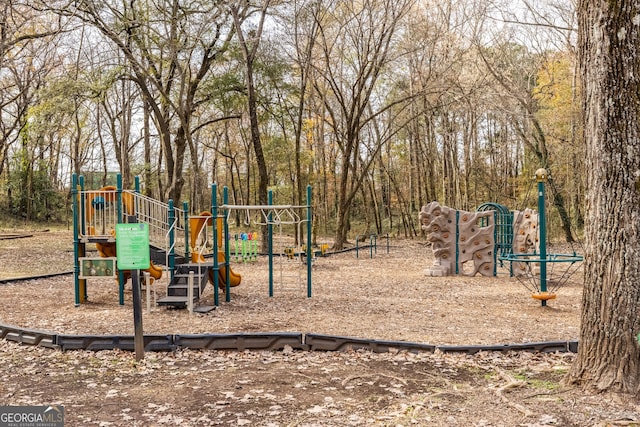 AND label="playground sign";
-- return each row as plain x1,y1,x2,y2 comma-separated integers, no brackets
115,223,150,270
79,257,116,278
